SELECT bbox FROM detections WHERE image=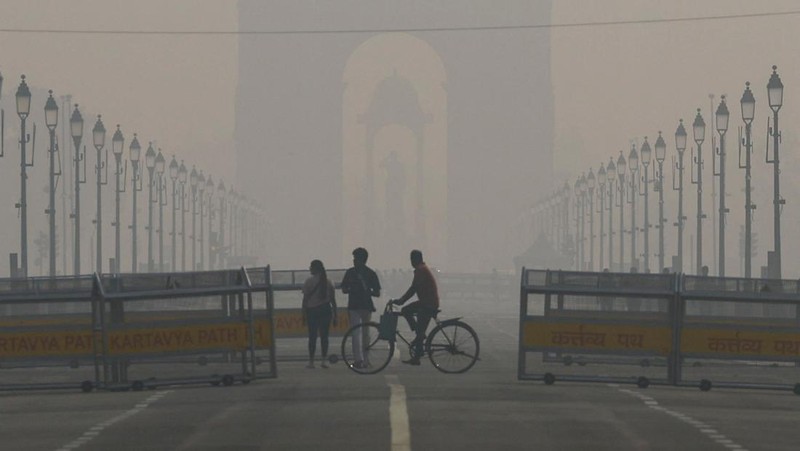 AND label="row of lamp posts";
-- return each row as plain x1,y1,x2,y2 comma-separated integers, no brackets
0,72,266,278
534,66,784,278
